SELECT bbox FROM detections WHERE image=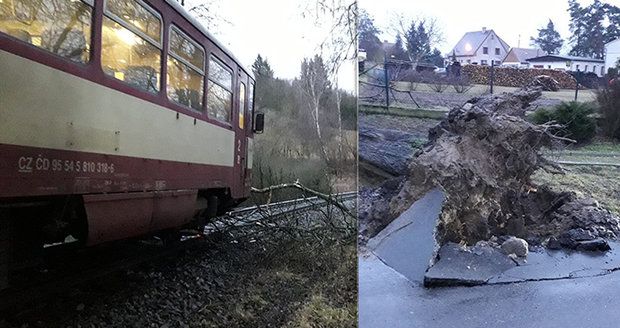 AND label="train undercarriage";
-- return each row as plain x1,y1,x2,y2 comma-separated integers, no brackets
0,189,237,290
